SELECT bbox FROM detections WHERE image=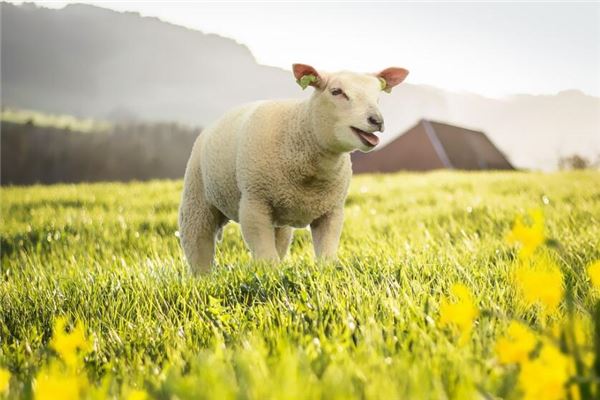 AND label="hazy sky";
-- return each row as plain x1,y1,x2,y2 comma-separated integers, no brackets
10,1,600,98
